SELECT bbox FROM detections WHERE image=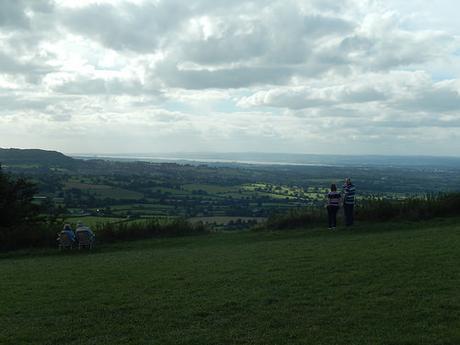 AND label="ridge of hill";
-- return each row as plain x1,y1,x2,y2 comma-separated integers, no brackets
0,148,77,168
